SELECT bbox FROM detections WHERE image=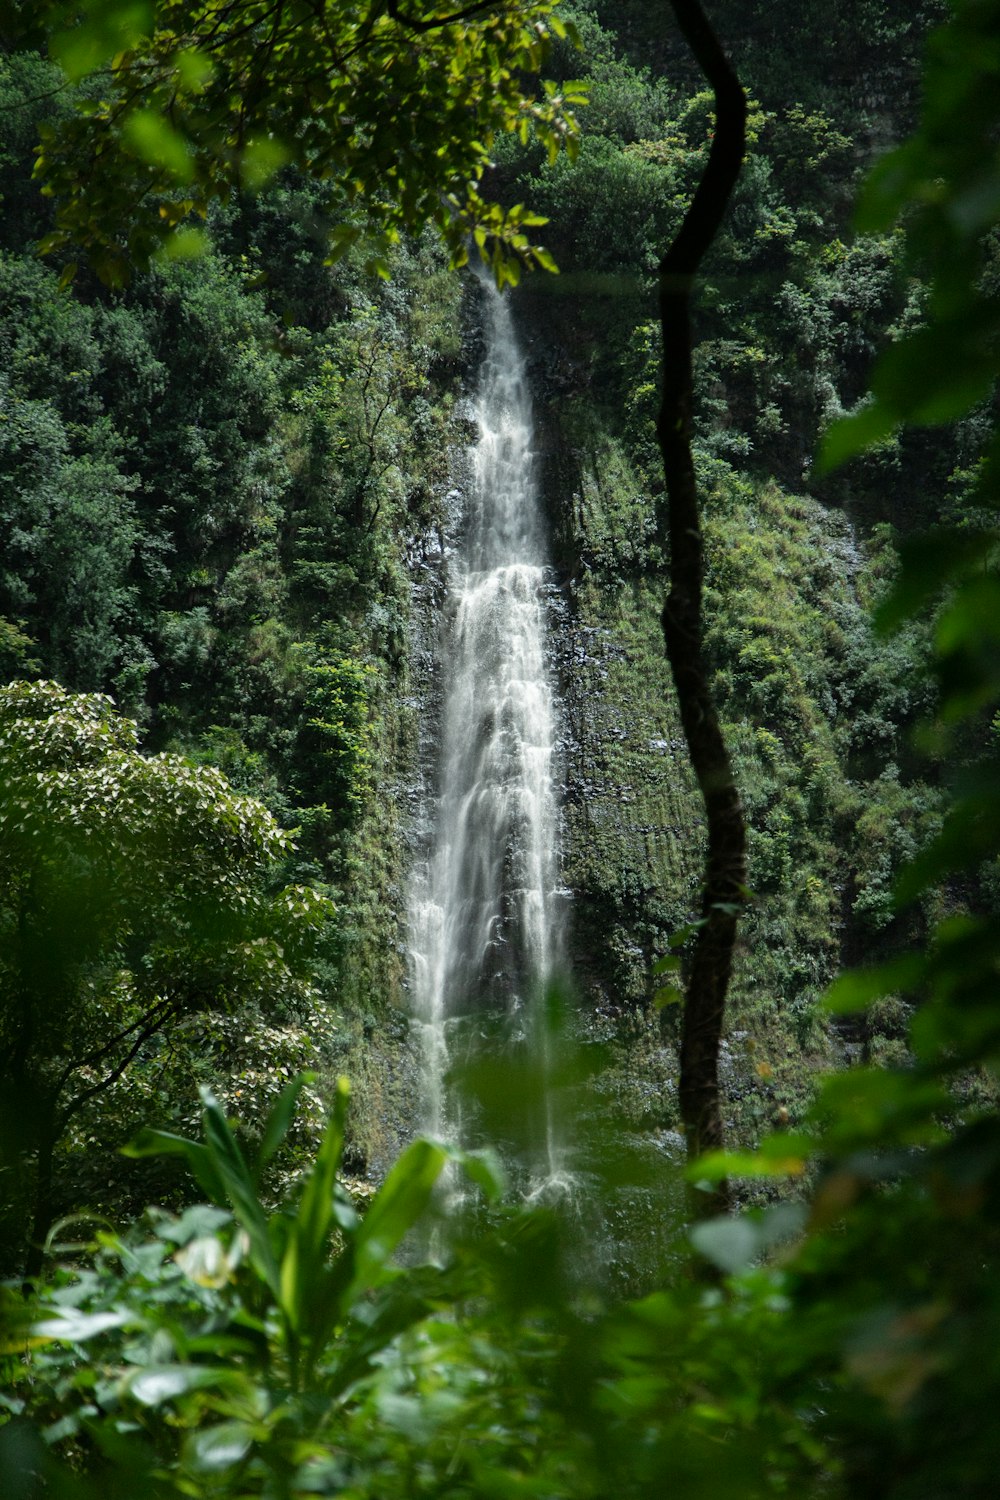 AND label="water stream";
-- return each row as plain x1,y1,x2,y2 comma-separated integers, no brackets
409,277,568,1197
